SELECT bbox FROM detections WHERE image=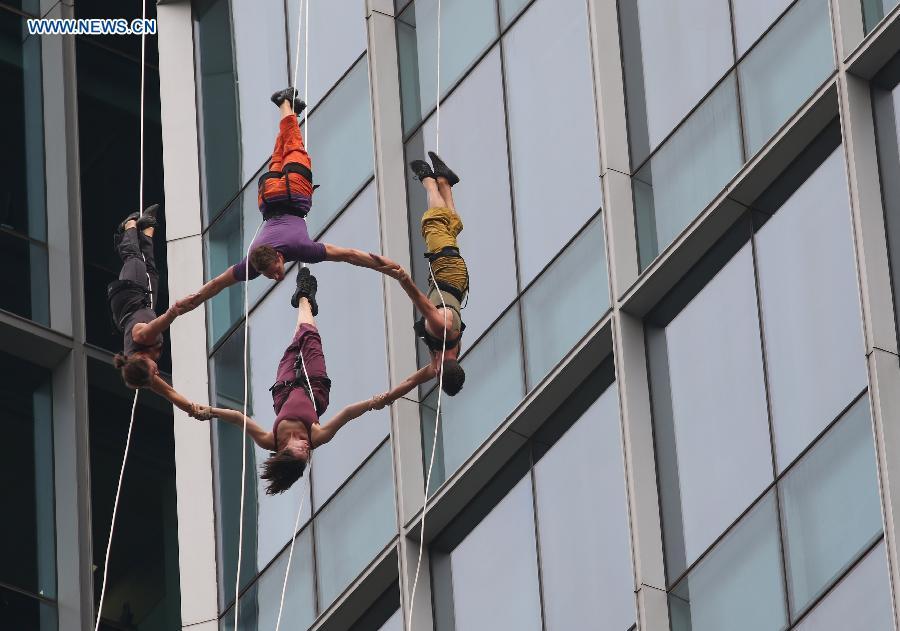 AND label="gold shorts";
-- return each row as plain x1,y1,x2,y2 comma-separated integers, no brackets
421,206,469,300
